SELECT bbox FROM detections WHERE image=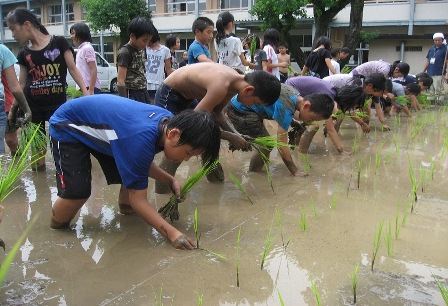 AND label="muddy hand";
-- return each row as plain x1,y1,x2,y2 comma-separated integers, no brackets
381,124,391,131
229,133,250,151
293,170,308,177
171,233,196,250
